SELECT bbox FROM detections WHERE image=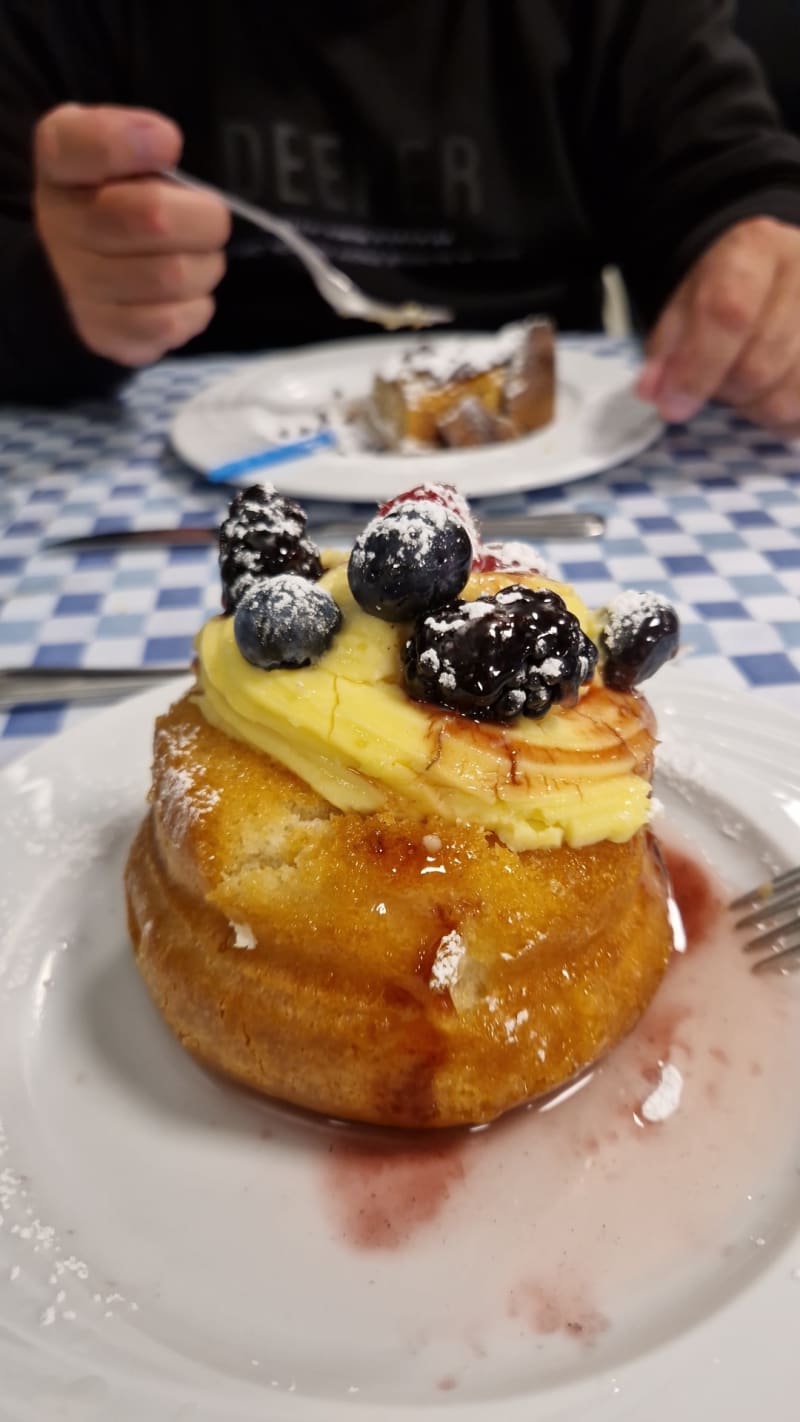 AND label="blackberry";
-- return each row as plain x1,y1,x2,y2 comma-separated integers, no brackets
348,501,472,622
219,484,322,612
601,591,680,690
233,574,342,670
403,584,598,723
